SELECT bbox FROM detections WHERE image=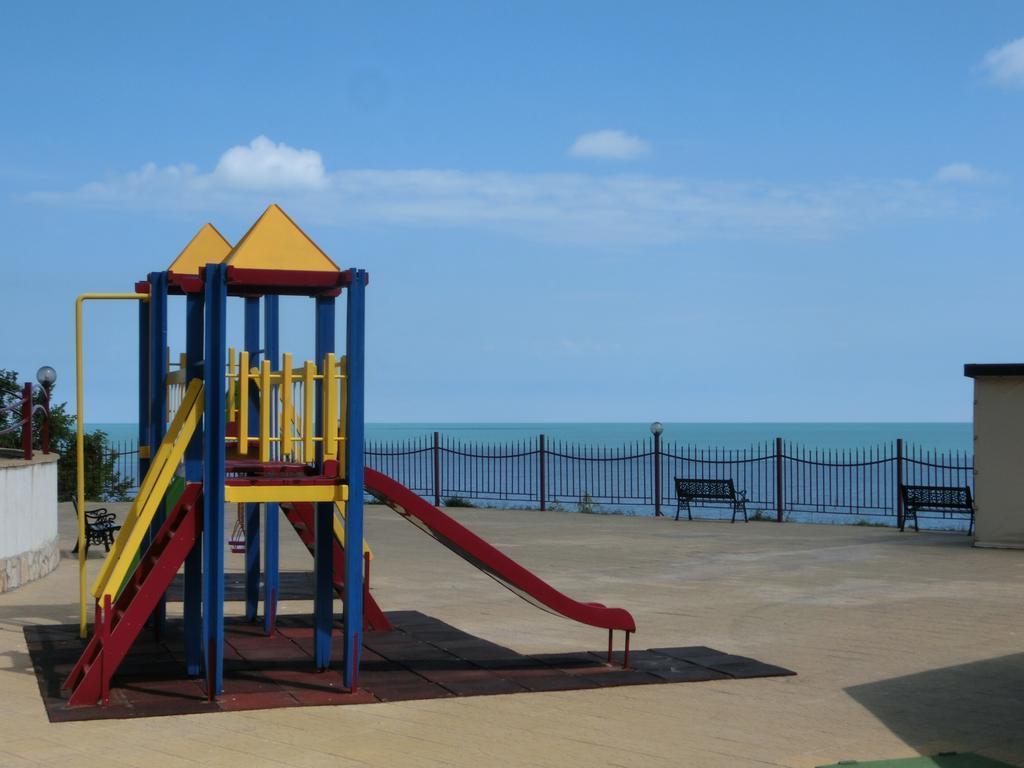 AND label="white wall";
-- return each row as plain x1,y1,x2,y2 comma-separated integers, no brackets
0,455,59,590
